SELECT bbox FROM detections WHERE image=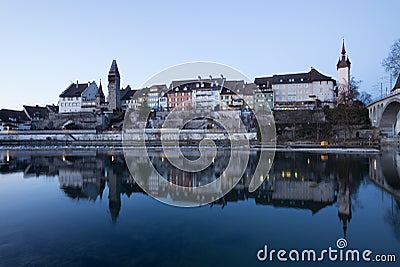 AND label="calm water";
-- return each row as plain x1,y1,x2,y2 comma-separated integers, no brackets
0,149,399,267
